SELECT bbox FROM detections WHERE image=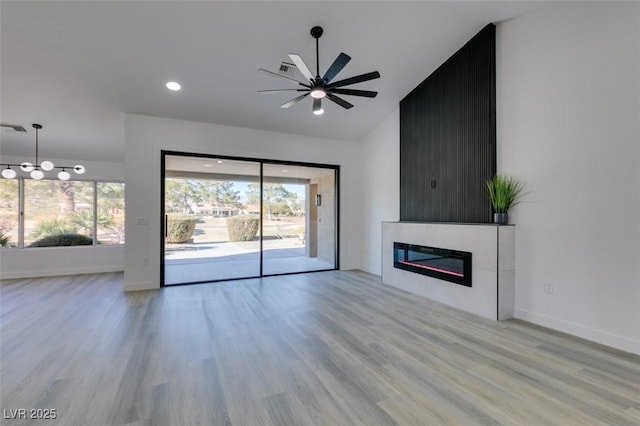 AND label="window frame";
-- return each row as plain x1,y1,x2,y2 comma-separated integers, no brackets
0,178,125,249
